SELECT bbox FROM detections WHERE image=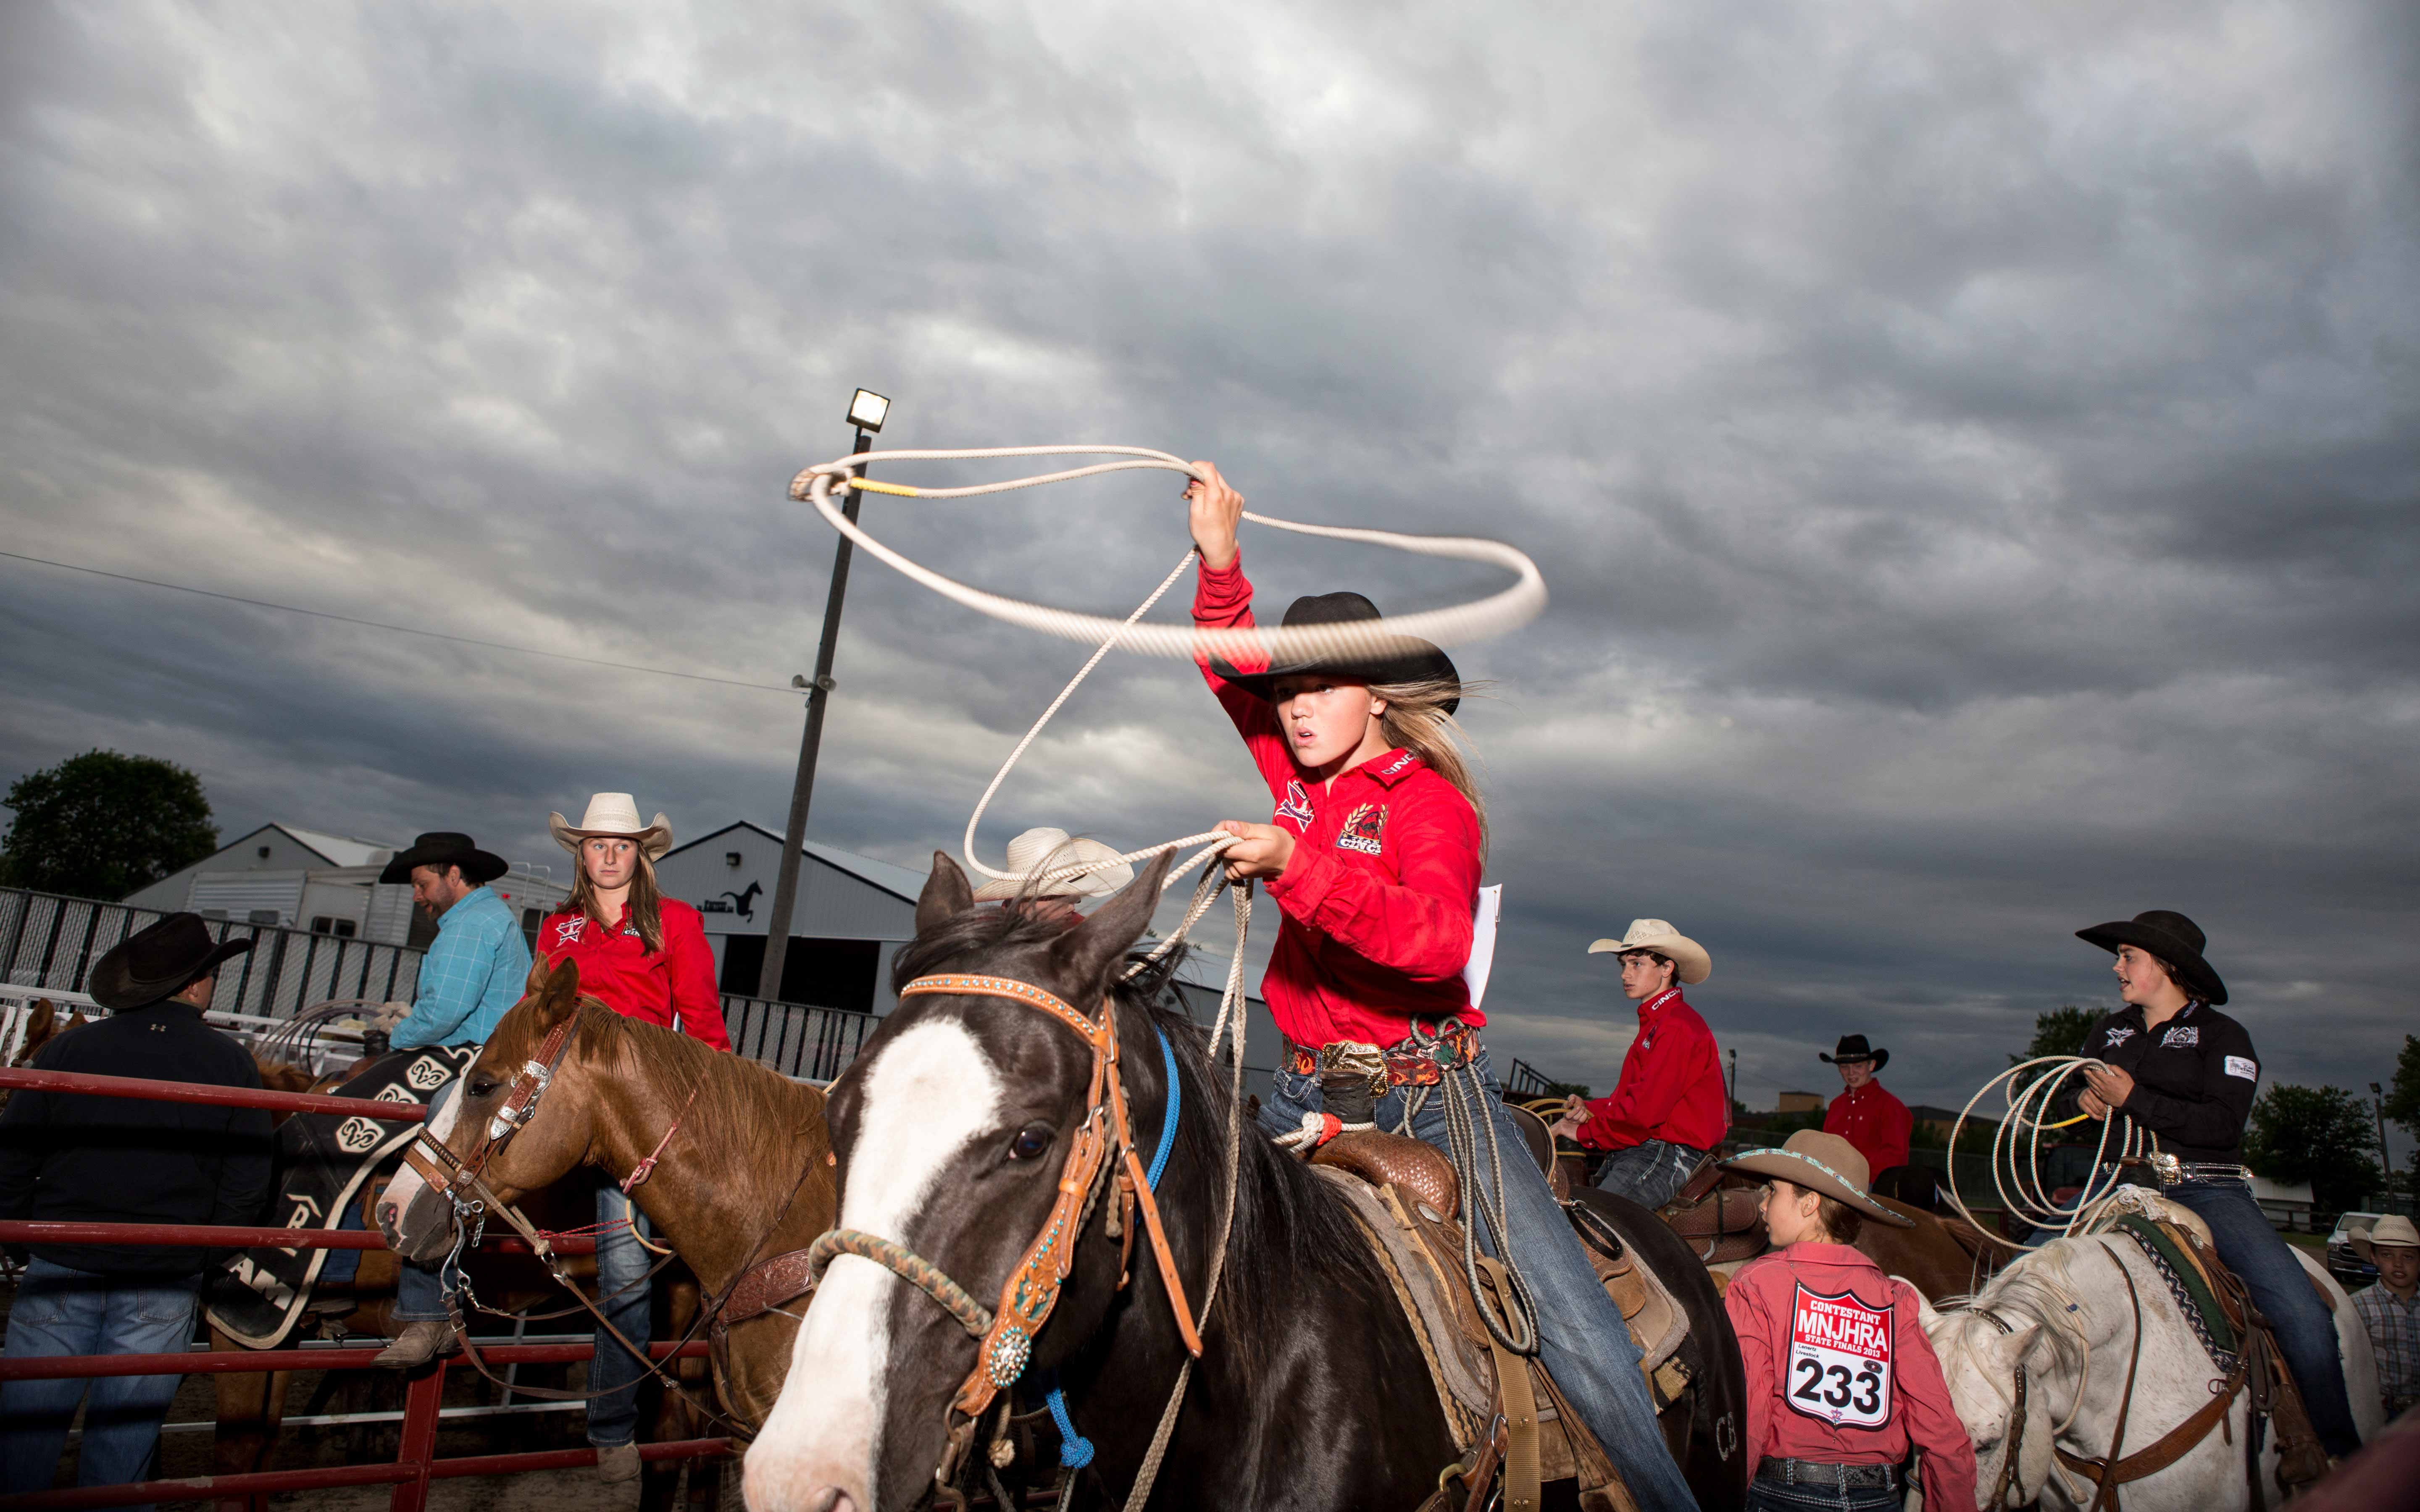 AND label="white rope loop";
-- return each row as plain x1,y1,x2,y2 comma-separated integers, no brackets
1940,1055,2160,1251
786,445,1547,665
